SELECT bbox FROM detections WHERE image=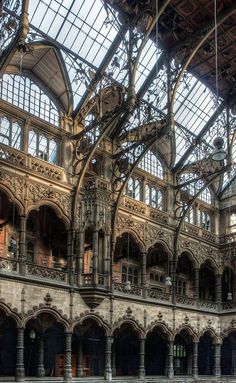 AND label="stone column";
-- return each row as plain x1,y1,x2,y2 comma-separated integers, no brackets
141,252,147,298
192,342,198,378
216,274,222,309
19,215,26,275
77,230,84,286
232,343,236,375
170,261,176,303
194,268,199,300
103,233,110,288
15,327,25,381
67,230,74,286
139,337,145,378
77,337,83,377
112,340,116,377
64,332,72,382
105,336,112,380
213,343,221,377
37,333,45,377
167,340,174,378
93,229,99,286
